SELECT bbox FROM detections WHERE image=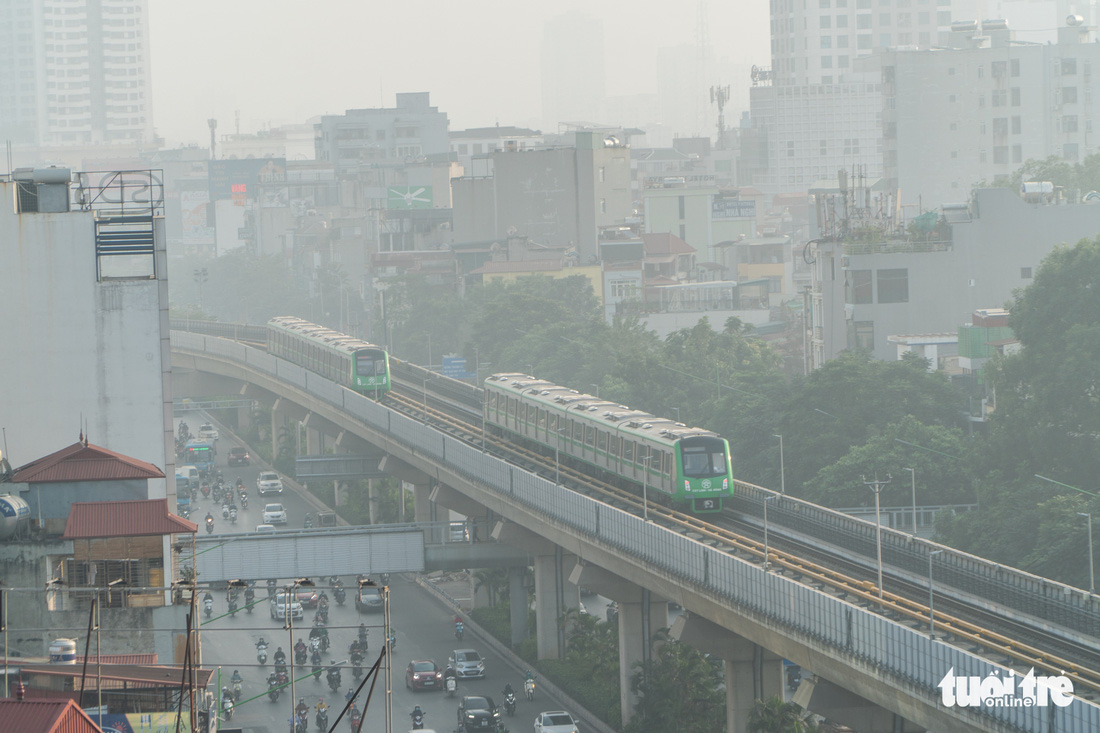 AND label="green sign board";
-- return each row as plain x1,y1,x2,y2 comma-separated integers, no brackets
387,186,433,209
